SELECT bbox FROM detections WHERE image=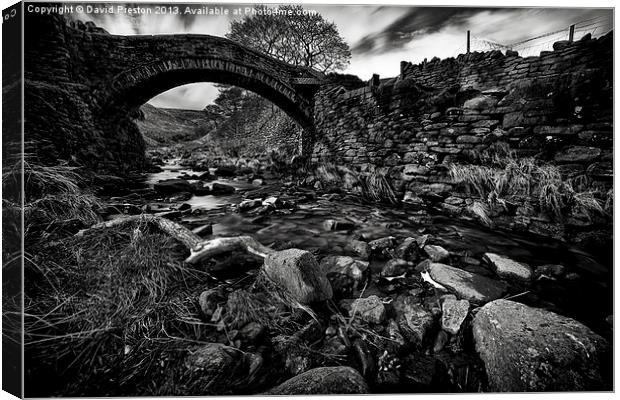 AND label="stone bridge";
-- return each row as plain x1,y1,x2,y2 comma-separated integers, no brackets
23,14,324,171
